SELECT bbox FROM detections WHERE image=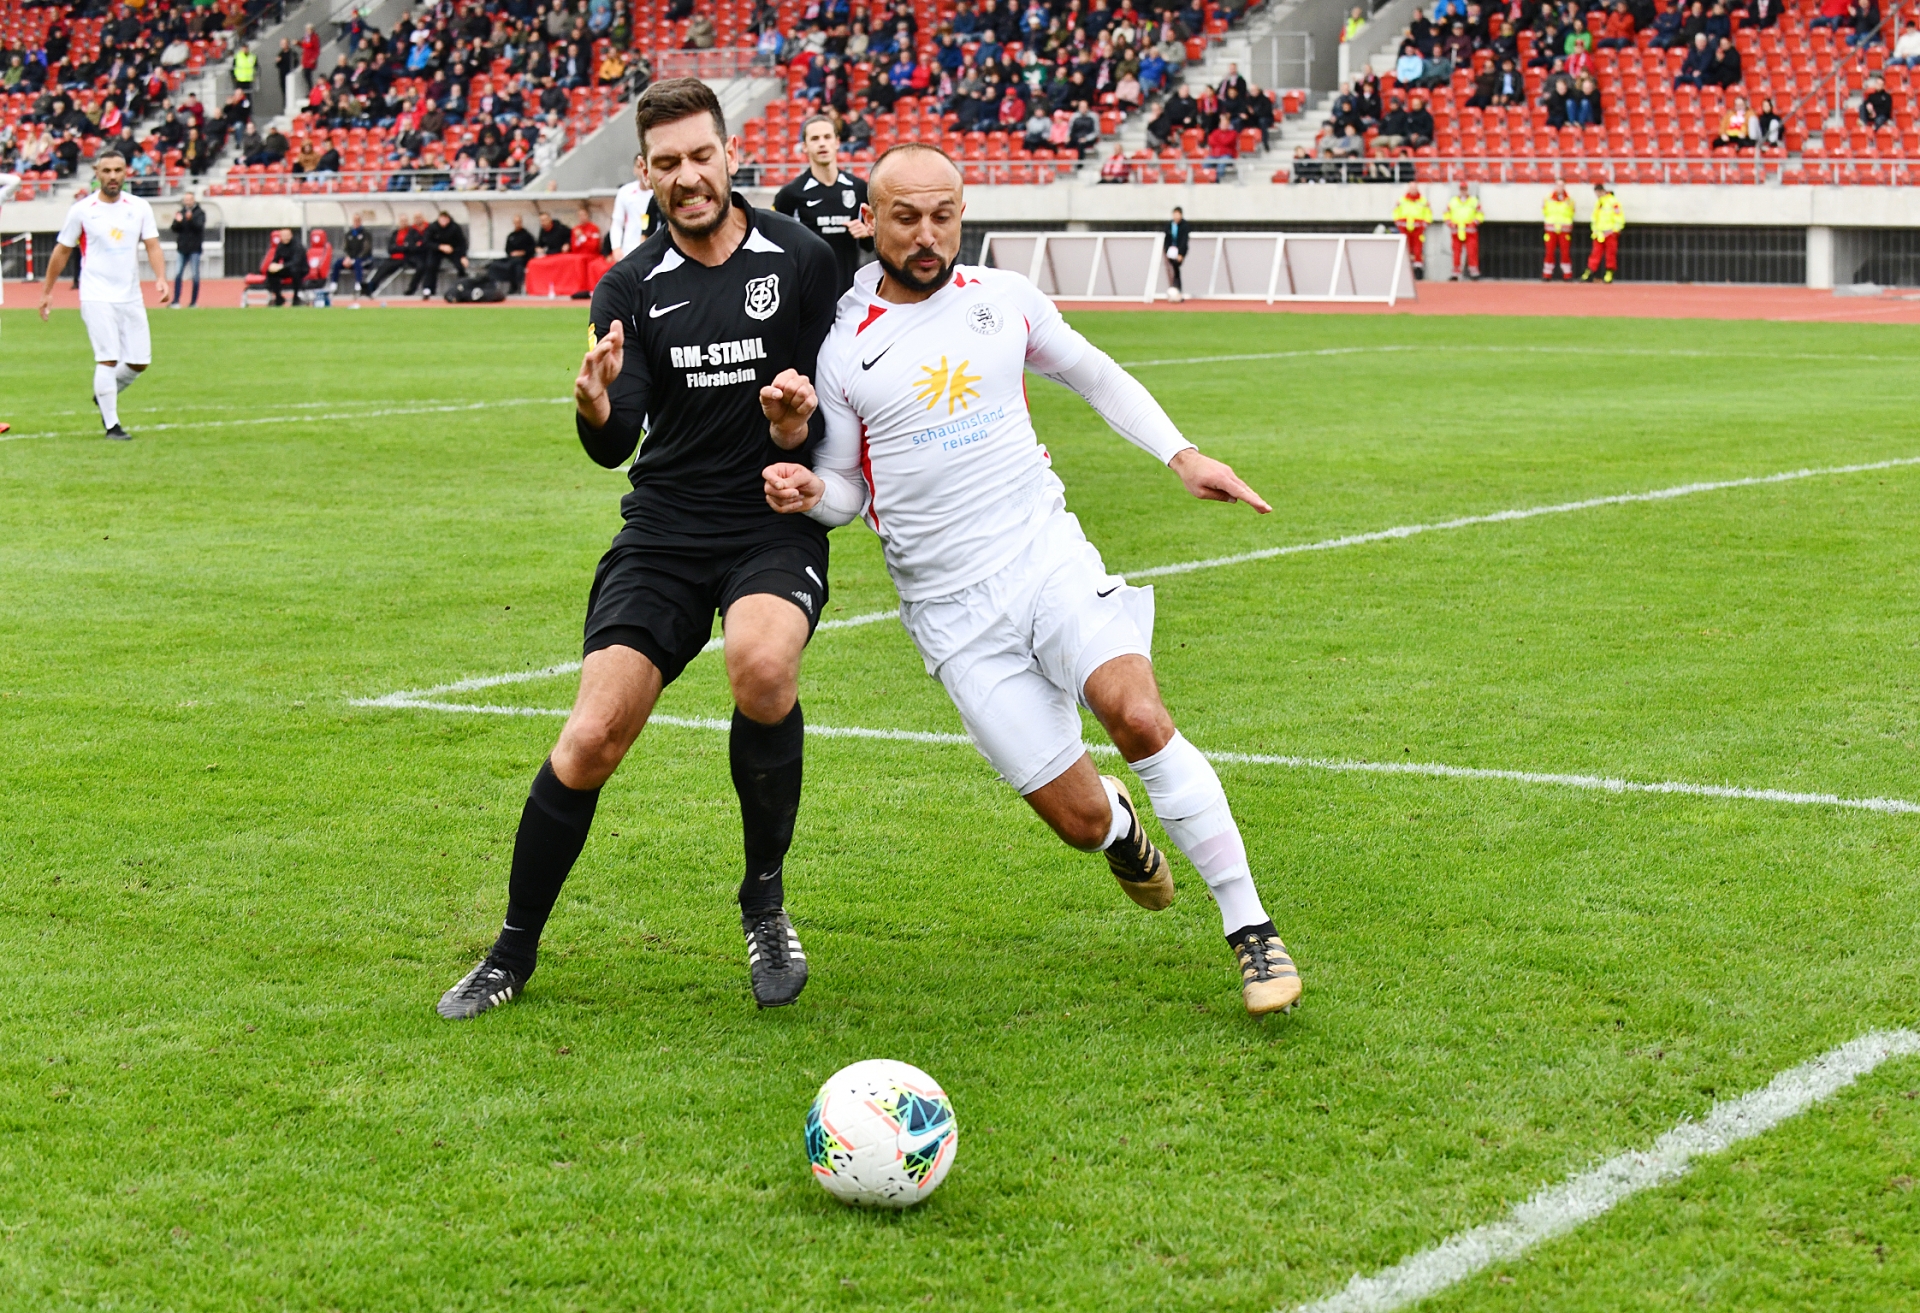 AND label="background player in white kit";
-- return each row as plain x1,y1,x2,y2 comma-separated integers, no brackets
38,152,169,441
607,151,657,259
759,145,1302,1016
